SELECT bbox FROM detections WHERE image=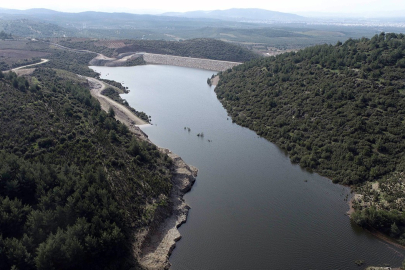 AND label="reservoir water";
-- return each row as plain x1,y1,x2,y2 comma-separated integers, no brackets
91,65,404,269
